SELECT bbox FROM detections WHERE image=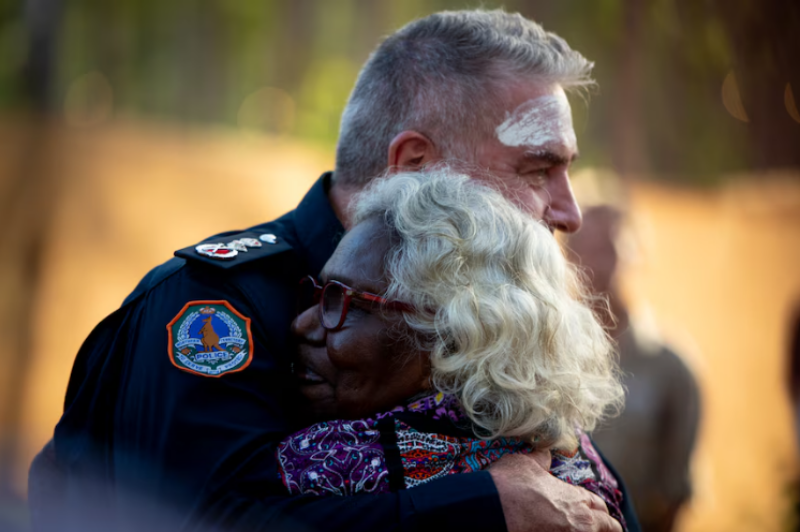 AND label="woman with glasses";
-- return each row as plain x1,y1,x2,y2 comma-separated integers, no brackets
282,168,628,530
